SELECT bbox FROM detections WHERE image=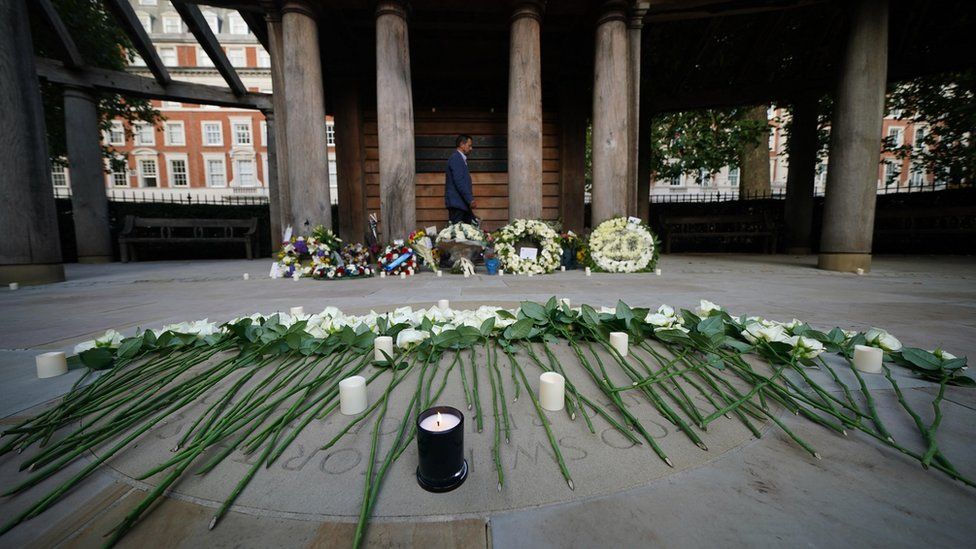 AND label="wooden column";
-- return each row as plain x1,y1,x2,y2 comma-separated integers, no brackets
559,77,587,232
281,0,331,233
375,0,416,241
334,79,367,243
591,1,631,225
265,8,290,242
739,104,771,199
0,0,64,284
63,86,113,263
635,28,653,223
507,1,544,221
819,0,889,273
783,95,819,254
626,6,647,217
262,109,282,250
